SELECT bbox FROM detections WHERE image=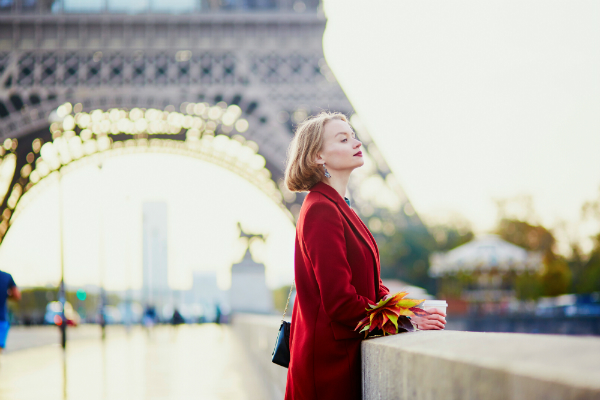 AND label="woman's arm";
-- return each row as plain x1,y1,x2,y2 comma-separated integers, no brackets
377,279,390,300
301,200,371,328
